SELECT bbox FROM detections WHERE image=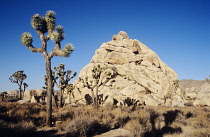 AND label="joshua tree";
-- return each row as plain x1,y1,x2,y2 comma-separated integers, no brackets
20,10,74,127
79,64,115,108
53,63,76,108
65,83,75,104
9,70,27,100
0,92,8,102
